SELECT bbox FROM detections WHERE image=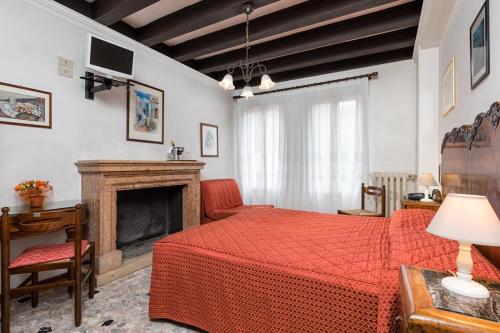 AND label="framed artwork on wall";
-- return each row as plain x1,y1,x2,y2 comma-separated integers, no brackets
470,0,489,89
127,80,164,144
200,123,219,157
0,82,52,129
442,57,455,116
